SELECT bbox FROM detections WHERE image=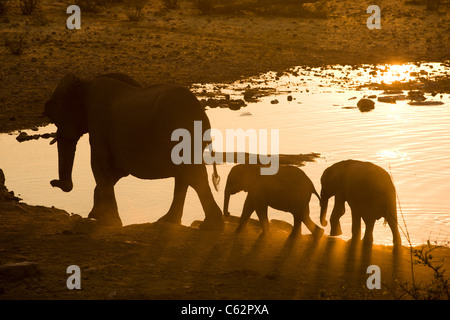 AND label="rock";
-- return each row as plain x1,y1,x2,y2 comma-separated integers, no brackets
0,169,4,186
0,170,21,202
15,131,52,142
357,98,375,112
243,89,257,102
382,90,403,95
367,95,377,99
0,262,41,281
408,101,444,106
407,90,426,102
16,132,29,142
287,95,293,101
270,99,279,104
377,96,397,104
228,99,246,111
